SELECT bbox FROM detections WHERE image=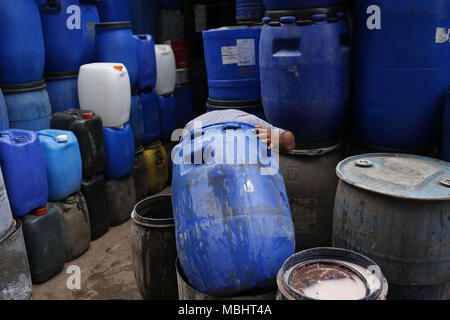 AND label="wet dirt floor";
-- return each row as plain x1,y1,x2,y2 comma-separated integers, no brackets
32,186,171,300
